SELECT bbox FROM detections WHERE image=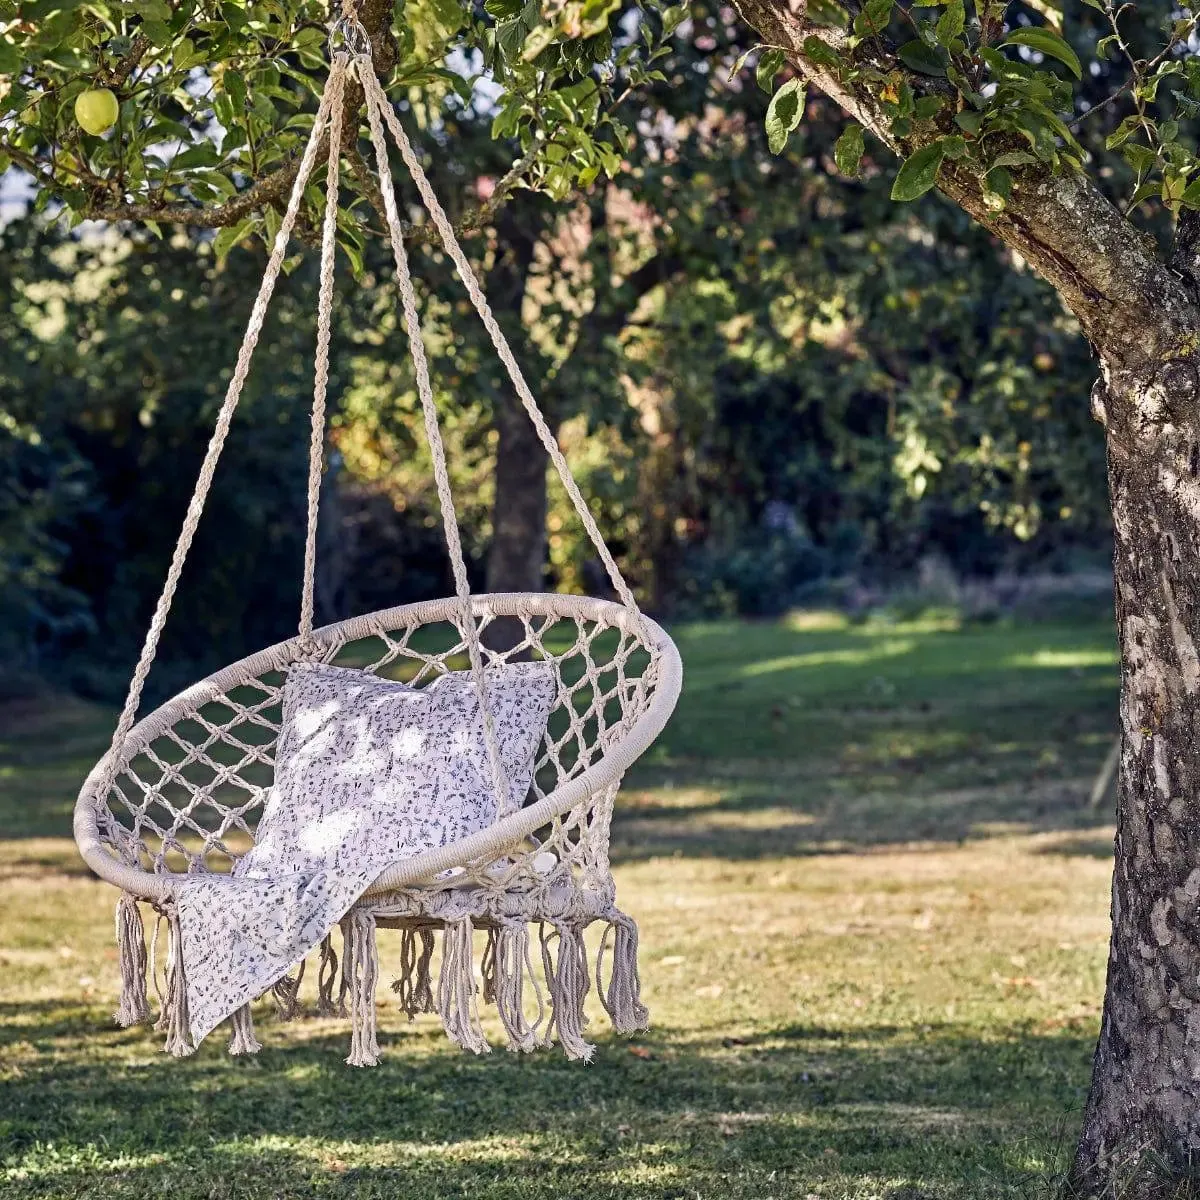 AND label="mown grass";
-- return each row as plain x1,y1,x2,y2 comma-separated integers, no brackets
0,611,1119,1199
